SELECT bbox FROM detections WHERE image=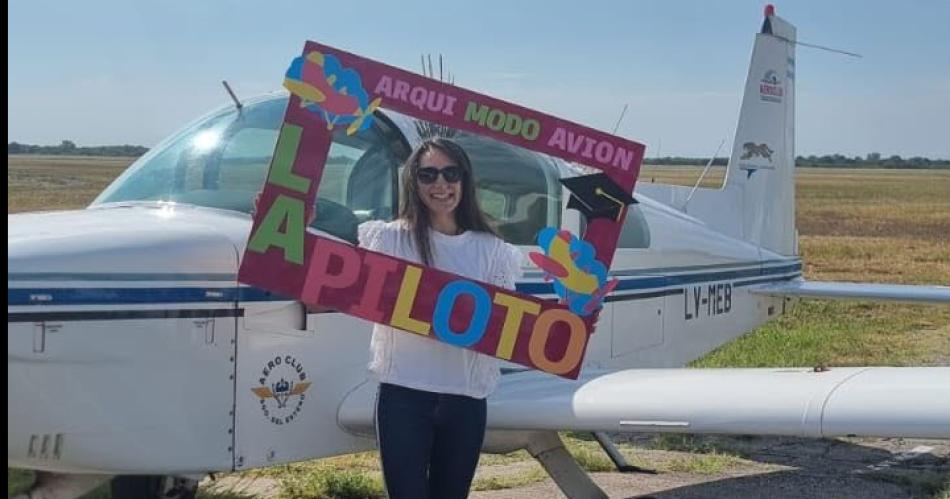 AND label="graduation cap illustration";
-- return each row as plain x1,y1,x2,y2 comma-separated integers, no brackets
560,173,637,222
